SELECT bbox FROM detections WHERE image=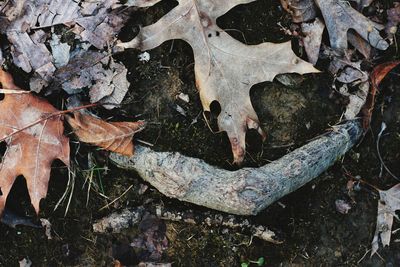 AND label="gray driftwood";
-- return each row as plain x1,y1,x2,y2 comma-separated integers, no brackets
110,120,363,216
